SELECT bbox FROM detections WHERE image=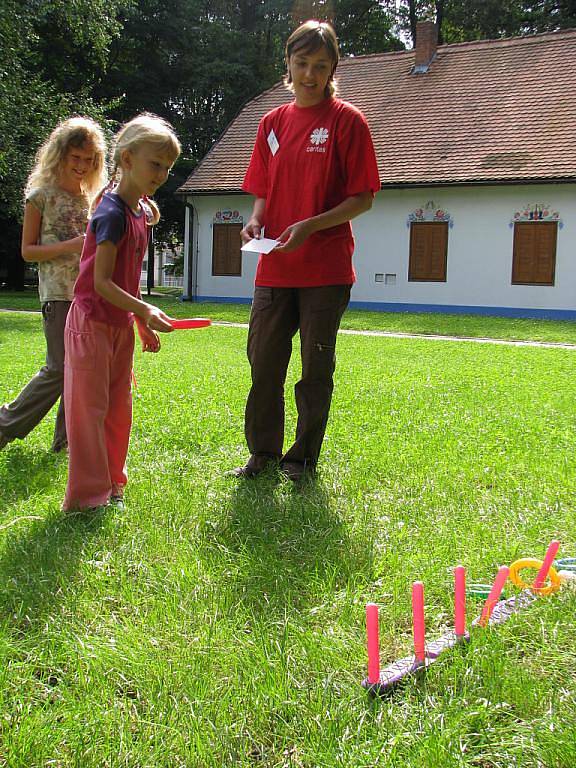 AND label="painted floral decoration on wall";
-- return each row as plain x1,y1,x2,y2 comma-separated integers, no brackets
214,209,243,224
510,204,563,229
407,200,453,228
